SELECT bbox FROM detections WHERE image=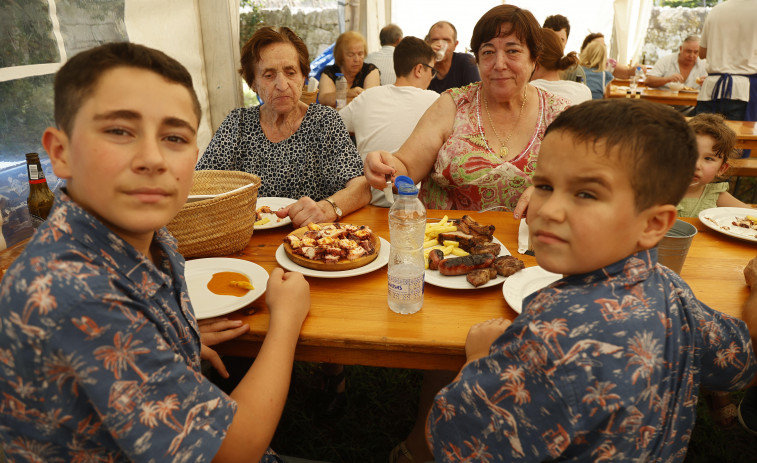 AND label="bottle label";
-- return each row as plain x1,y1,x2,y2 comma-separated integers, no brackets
28,164,42,181
388,273,425,301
